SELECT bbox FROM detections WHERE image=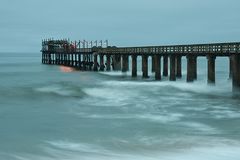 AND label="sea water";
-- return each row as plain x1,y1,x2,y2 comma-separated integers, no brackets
0,53,240,160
